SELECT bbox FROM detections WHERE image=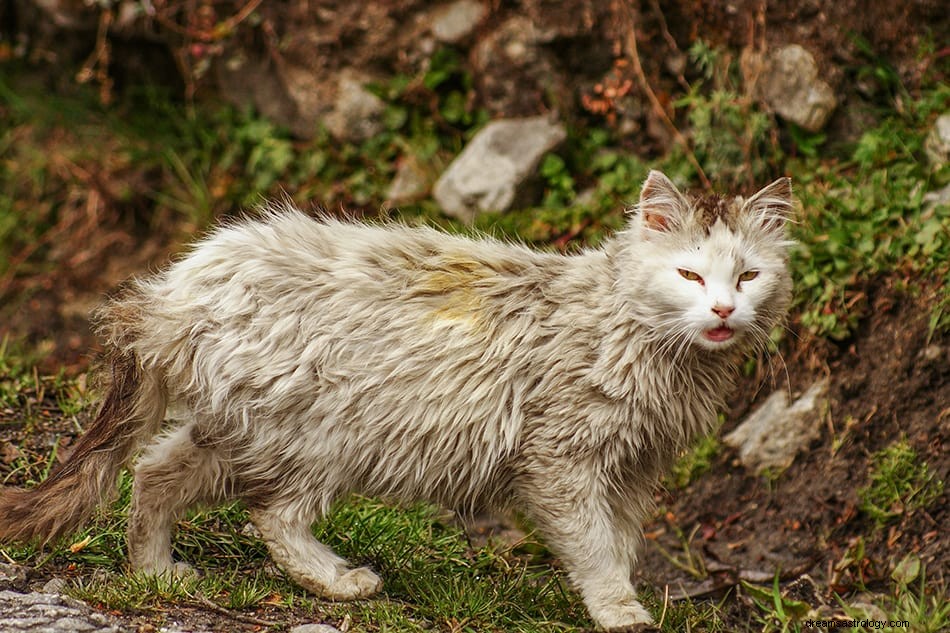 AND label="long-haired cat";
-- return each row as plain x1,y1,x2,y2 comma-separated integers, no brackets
0,171,793,630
